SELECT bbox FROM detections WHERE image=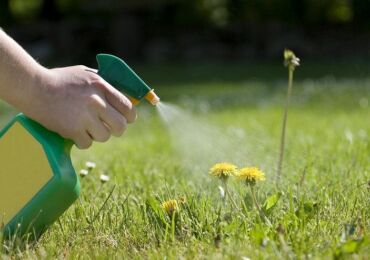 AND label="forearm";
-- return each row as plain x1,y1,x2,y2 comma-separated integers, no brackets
0,29,49,111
